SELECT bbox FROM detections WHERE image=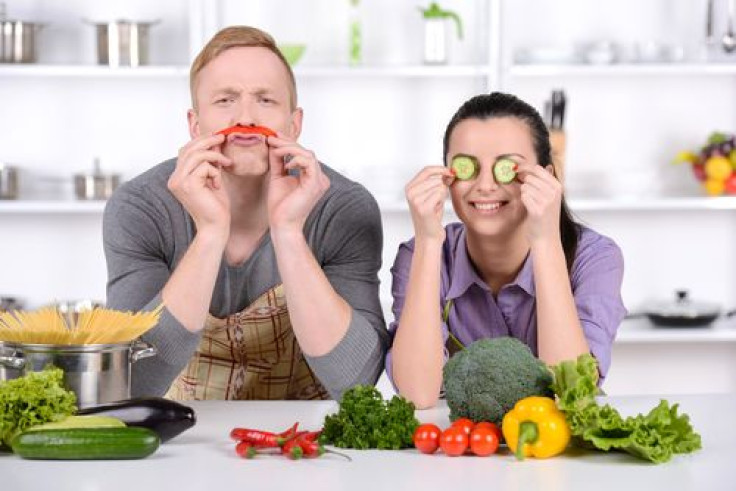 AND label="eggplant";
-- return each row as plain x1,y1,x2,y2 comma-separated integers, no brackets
78,397,196,443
